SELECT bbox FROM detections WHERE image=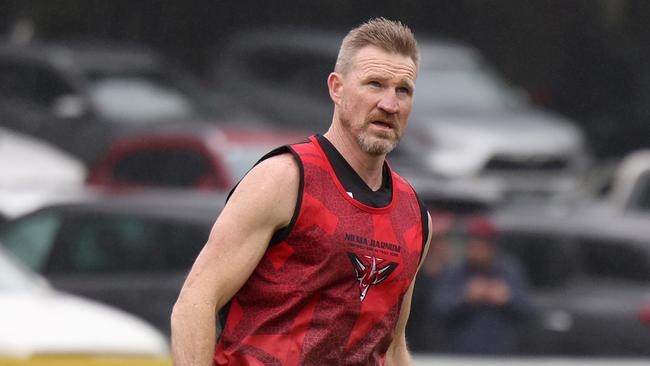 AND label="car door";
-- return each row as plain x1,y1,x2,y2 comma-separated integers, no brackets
563,238,650,356
42,210,210,333
500,231,650,356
